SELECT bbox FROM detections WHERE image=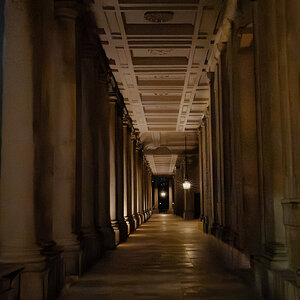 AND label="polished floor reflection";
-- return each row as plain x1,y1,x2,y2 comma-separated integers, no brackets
60,215,260,299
